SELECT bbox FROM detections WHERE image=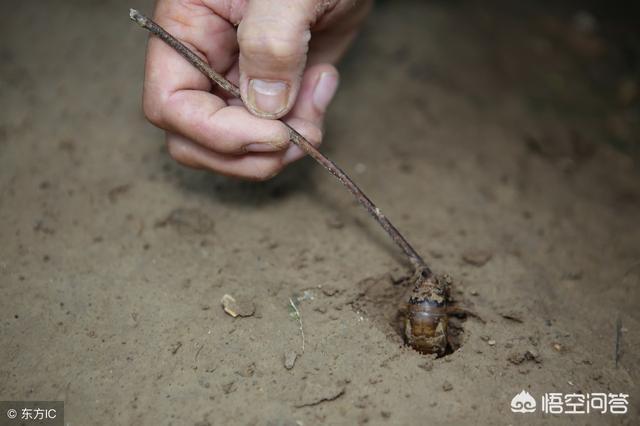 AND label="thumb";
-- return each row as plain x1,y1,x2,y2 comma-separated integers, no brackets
237,0,315,119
